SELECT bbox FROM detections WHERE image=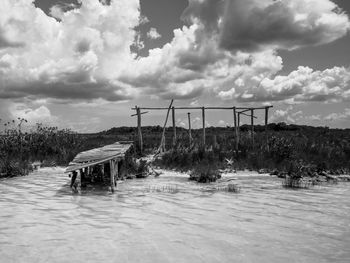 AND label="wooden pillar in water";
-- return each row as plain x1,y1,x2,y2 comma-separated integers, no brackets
172,106,176,147
265,106,269,151
115,160,119,186
233,107,238,152
70,171,78,188
110,160,115,193
136,106,143,154
188,112,192,146
251,109,254,149
202,107,206,148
